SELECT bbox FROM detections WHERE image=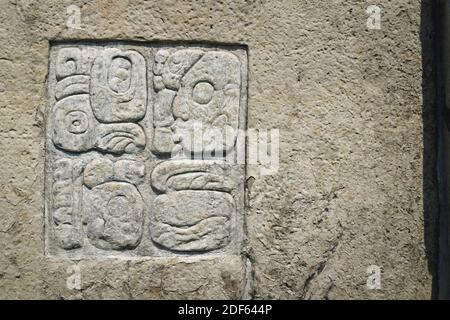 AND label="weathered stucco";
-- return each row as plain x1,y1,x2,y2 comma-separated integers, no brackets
0,0,436,299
